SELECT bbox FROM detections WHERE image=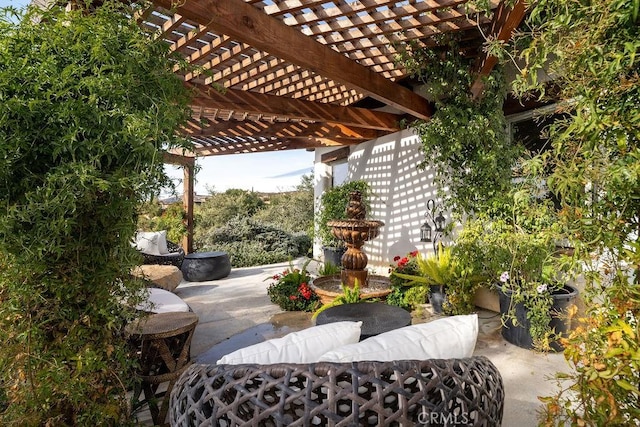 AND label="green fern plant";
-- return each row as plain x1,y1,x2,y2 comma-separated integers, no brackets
317,260,341,276
392,244,456,286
